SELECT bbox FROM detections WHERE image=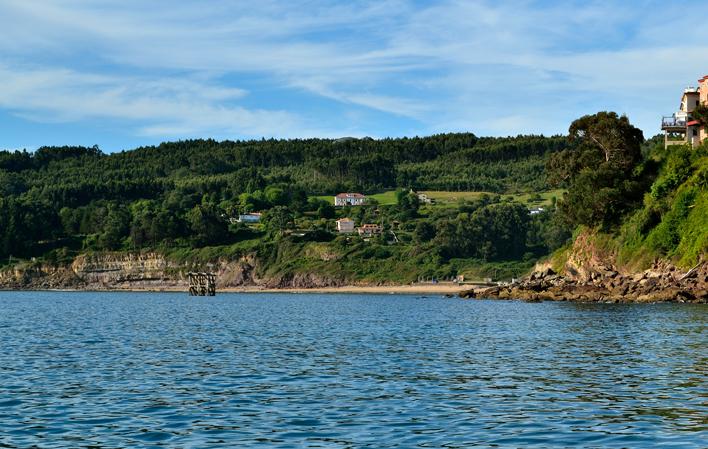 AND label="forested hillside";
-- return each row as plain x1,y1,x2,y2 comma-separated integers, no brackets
2,114,703,290
0,133,567,271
